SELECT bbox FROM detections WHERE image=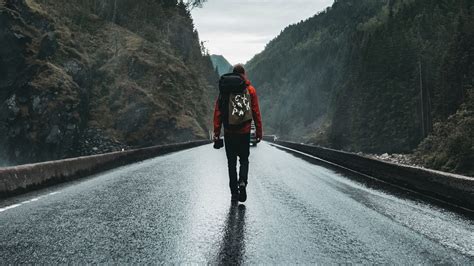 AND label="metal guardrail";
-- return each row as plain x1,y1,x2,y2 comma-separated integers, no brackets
262,135,278,142
270,140,474,211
